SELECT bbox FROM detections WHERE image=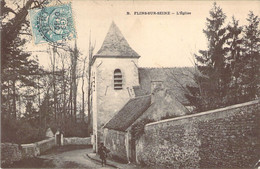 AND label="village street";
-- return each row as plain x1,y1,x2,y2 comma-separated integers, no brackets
7,146,147,169
39,147,109,168
40,146,153,169
39,147,148,169
41,147,151,169
6,146,114,168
